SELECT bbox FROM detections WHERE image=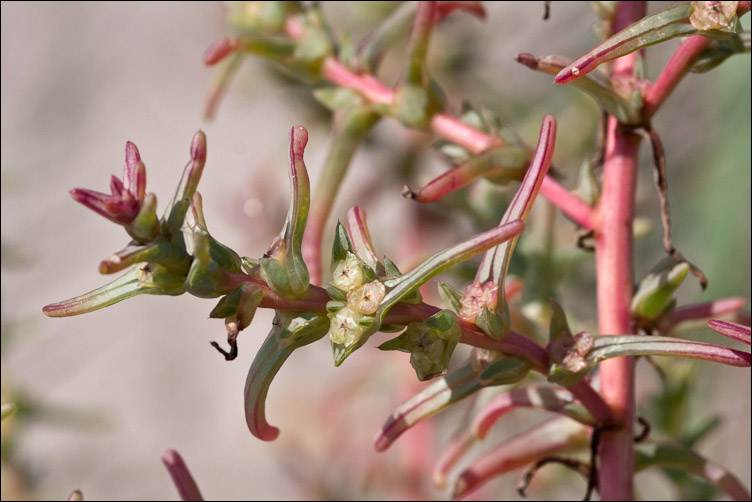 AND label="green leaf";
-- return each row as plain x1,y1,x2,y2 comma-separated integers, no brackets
209,285,245,319
548,300,573,350
378,310,461,380
325,285,347,301
691,30,750,73
260,126,312,299
43,263,186,318
391,83,430,128
632,257,690,321
477,356,531,386
438,282,462,313
326,300,346,313
475,305,503,338
128,192,160,243
383,256,402,279
331,221,354,266
210,284,263,332
244,311,329,441
260,258,291,296
313,87,365,111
